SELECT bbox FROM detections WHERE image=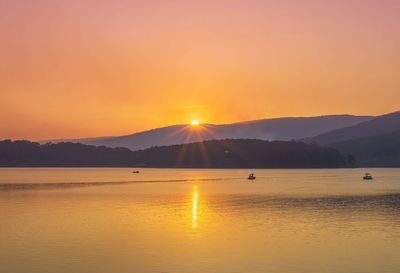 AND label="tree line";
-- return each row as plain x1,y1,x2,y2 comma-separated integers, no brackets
0,139,355,168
